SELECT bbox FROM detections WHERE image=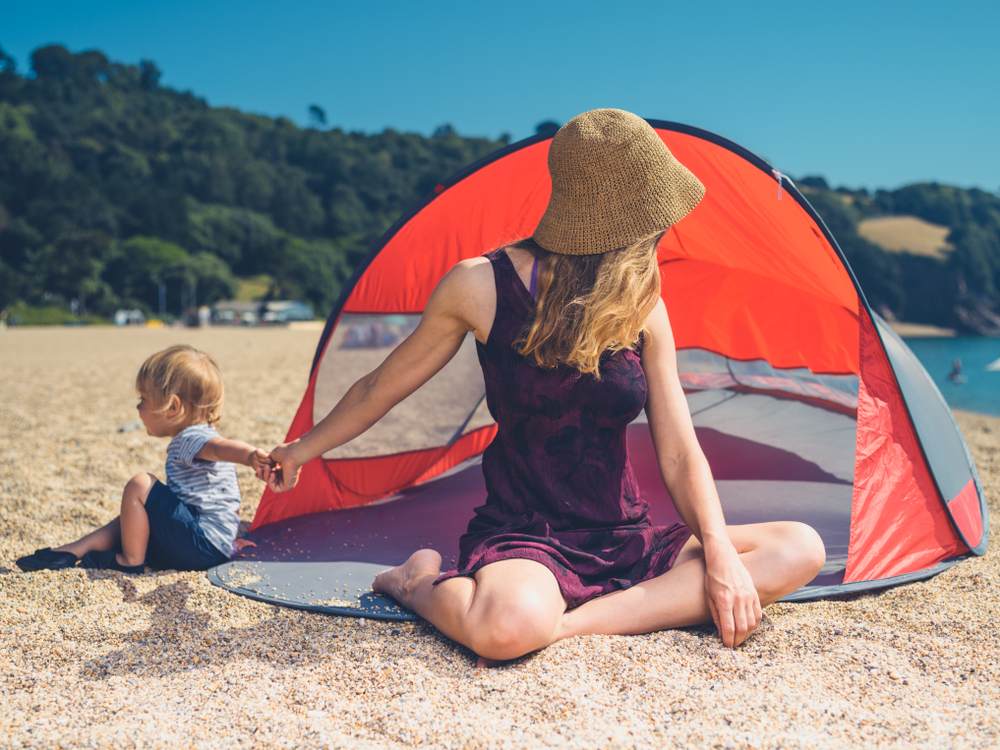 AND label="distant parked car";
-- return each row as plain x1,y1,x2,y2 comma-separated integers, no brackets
211,301,260,326
261,300,315,324
114,309,146,326
211,299,314,326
